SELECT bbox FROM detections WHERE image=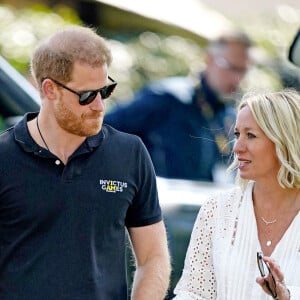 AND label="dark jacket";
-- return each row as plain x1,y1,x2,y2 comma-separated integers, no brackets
105,74,236,181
